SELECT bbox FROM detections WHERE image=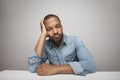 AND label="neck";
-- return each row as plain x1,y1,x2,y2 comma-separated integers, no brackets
53,41,62,48
52,34,63,48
